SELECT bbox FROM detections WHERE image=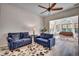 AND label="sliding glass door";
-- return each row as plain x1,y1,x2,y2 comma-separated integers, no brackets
49,16,78,36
